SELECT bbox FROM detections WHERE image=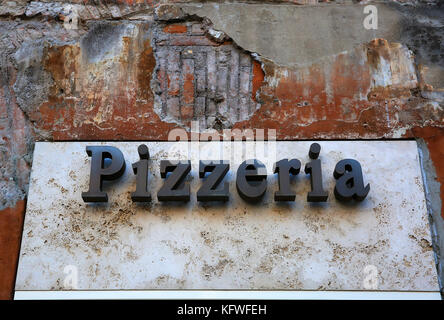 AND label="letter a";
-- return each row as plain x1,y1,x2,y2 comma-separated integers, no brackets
333,159,370,202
